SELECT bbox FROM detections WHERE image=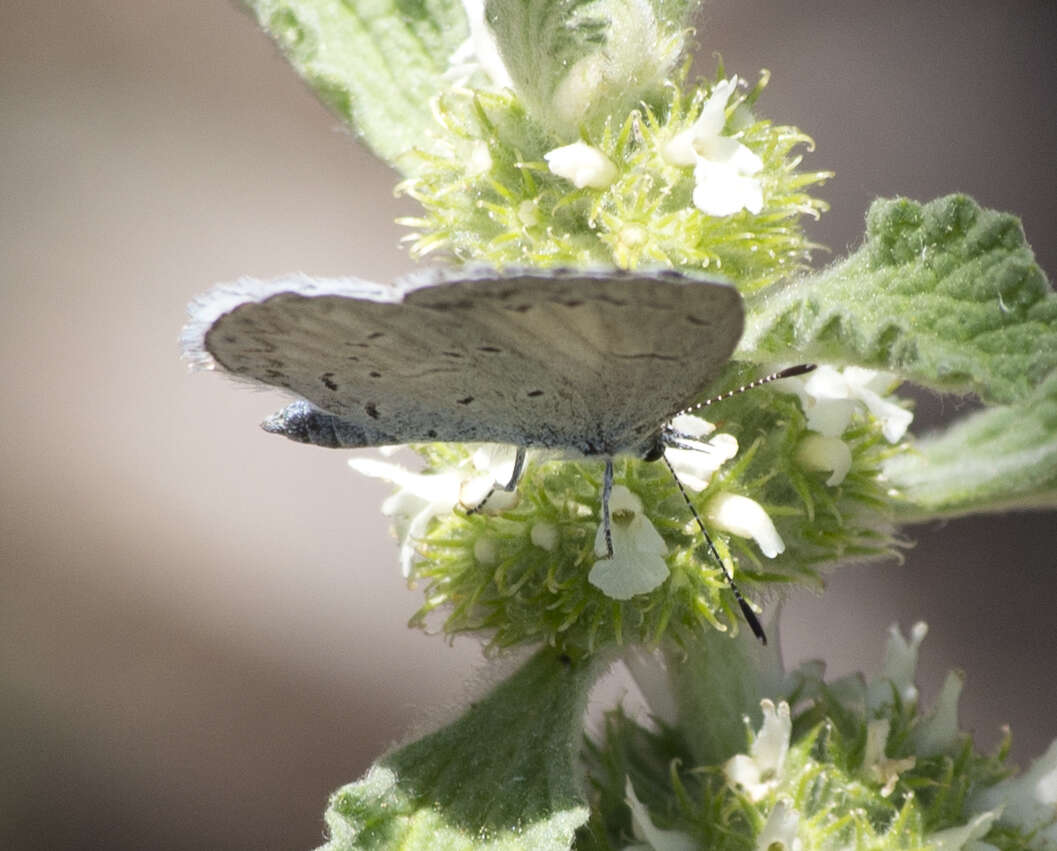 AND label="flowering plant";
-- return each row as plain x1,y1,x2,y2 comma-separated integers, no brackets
217,1,1057,847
